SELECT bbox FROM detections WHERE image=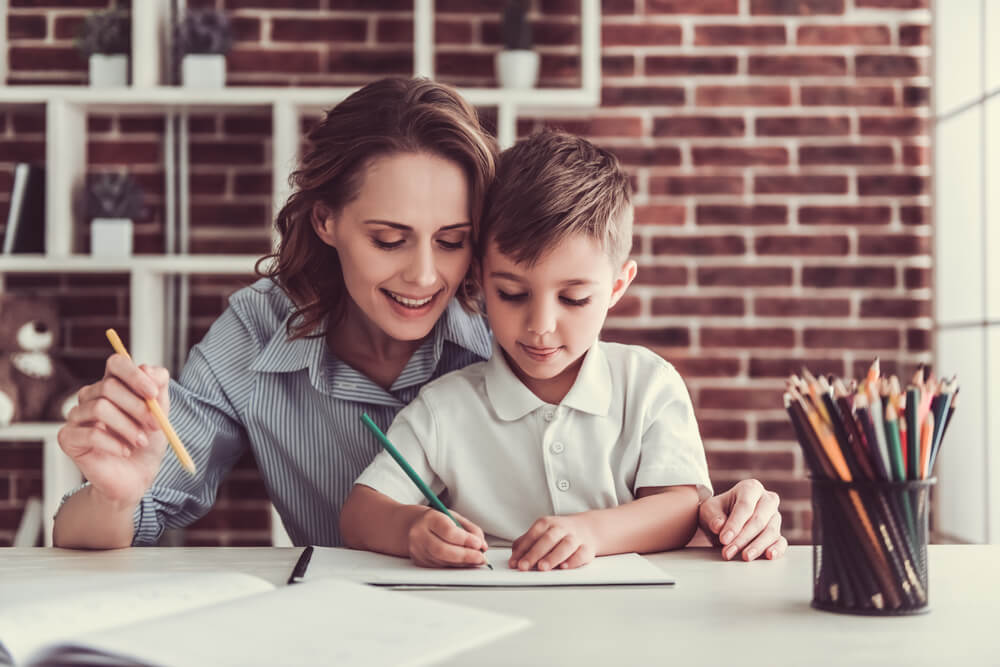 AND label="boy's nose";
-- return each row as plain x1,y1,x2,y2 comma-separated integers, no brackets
526,302,556,337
